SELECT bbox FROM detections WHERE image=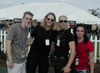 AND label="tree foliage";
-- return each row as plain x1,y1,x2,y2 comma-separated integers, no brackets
89,8,100,18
